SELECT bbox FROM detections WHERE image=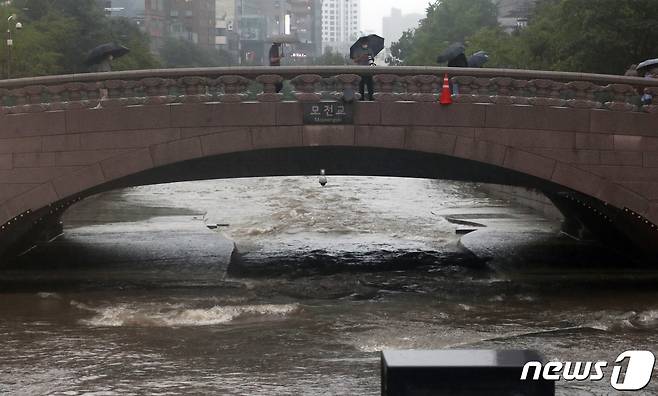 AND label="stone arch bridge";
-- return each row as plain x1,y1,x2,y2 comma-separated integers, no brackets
0,66,657,259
